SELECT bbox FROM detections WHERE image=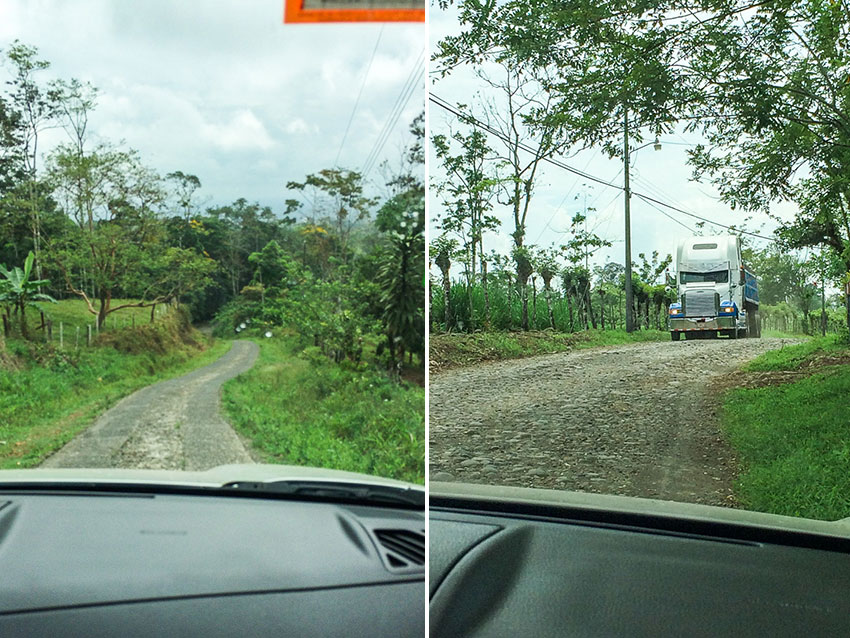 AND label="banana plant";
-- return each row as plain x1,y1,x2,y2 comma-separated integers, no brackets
0,252,56,340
